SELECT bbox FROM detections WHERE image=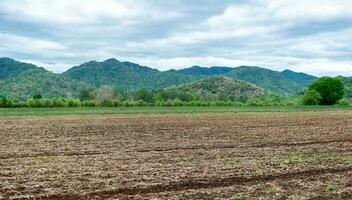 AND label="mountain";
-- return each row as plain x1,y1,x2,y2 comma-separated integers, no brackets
223,66,304,94
64,58,201,91
281,69,317,86
177,66,316,93
178,66,234,76
165,76,264,100
0,68,91,100
0,57,37,80
65,59,315,93
338,76,352,97
64,58,159,90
